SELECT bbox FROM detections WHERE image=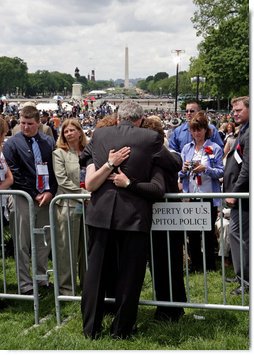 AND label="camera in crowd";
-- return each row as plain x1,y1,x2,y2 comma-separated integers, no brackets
187,160,199,171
